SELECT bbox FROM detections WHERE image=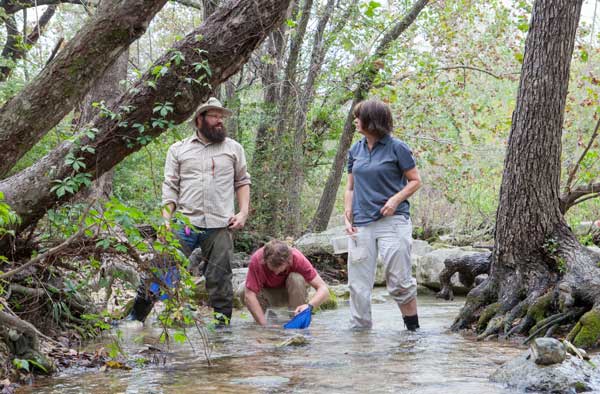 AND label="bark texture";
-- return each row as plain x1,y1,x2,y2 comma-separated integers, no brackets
0,0,167,177
0,0,293,234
